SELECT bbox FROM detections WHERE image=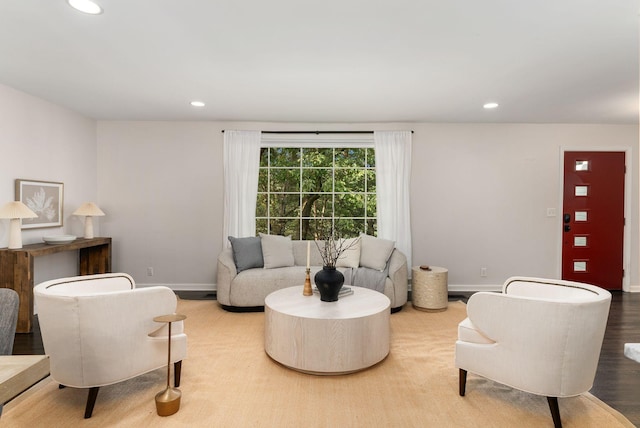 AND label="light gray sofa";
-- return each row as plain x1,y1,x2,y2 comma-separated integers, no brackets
216,239,408,311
